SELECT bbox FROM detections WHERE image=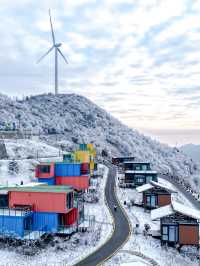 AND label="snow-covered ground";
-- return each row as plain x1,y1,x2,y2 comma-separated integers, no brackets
0,163,113,266
104,171,199,266
0,139,63,186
